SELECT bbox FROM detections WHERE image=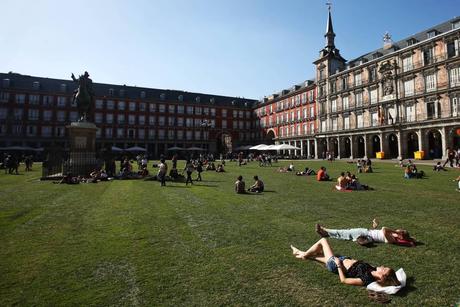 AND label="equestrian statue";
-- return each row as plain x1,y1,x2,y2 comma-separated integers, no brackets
71,71,95,122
